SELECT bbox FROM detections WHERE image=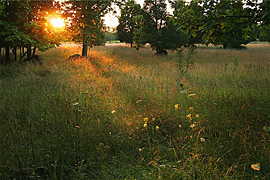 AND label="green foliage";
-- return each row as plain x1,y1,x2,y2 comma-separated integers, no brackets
173,0,259,49
177,46,196,75
0,1,62,63
104,32,119,42
142,0,188,54
132,15,148,50
117,0,143,48
63,0,112,56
